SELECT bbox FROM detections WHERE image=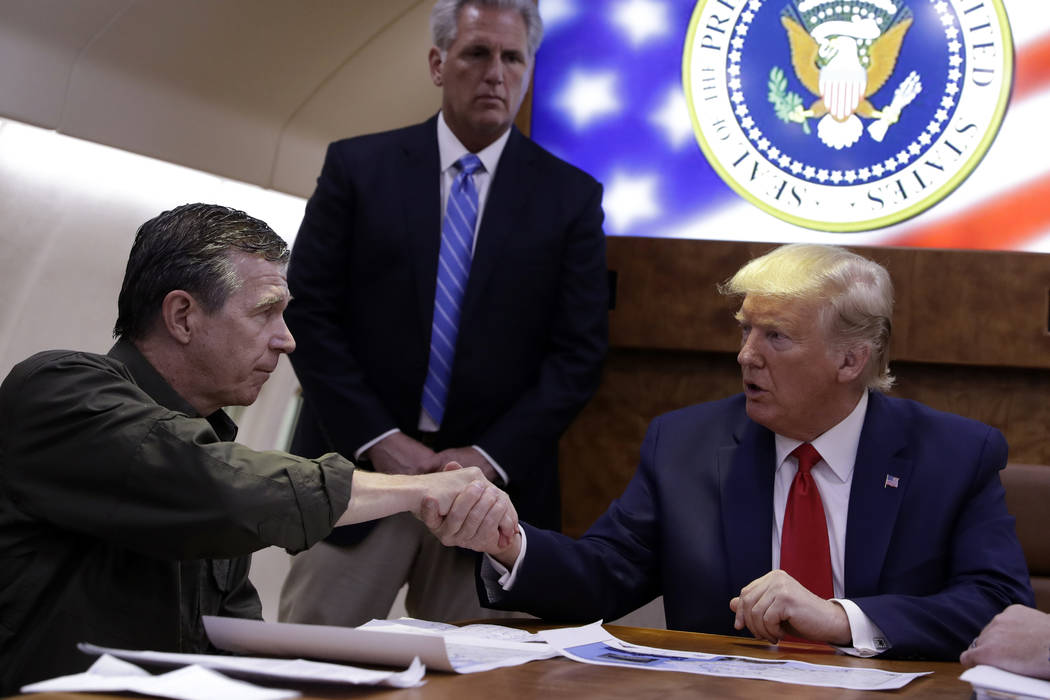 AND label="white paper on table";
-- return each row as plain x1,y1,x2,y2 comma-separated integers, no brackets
76,643,425,688
20,653,299,700
539,621,931,691
357,618,557,673
961,664,1050,699
360,616,546,642
204,615,557,674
